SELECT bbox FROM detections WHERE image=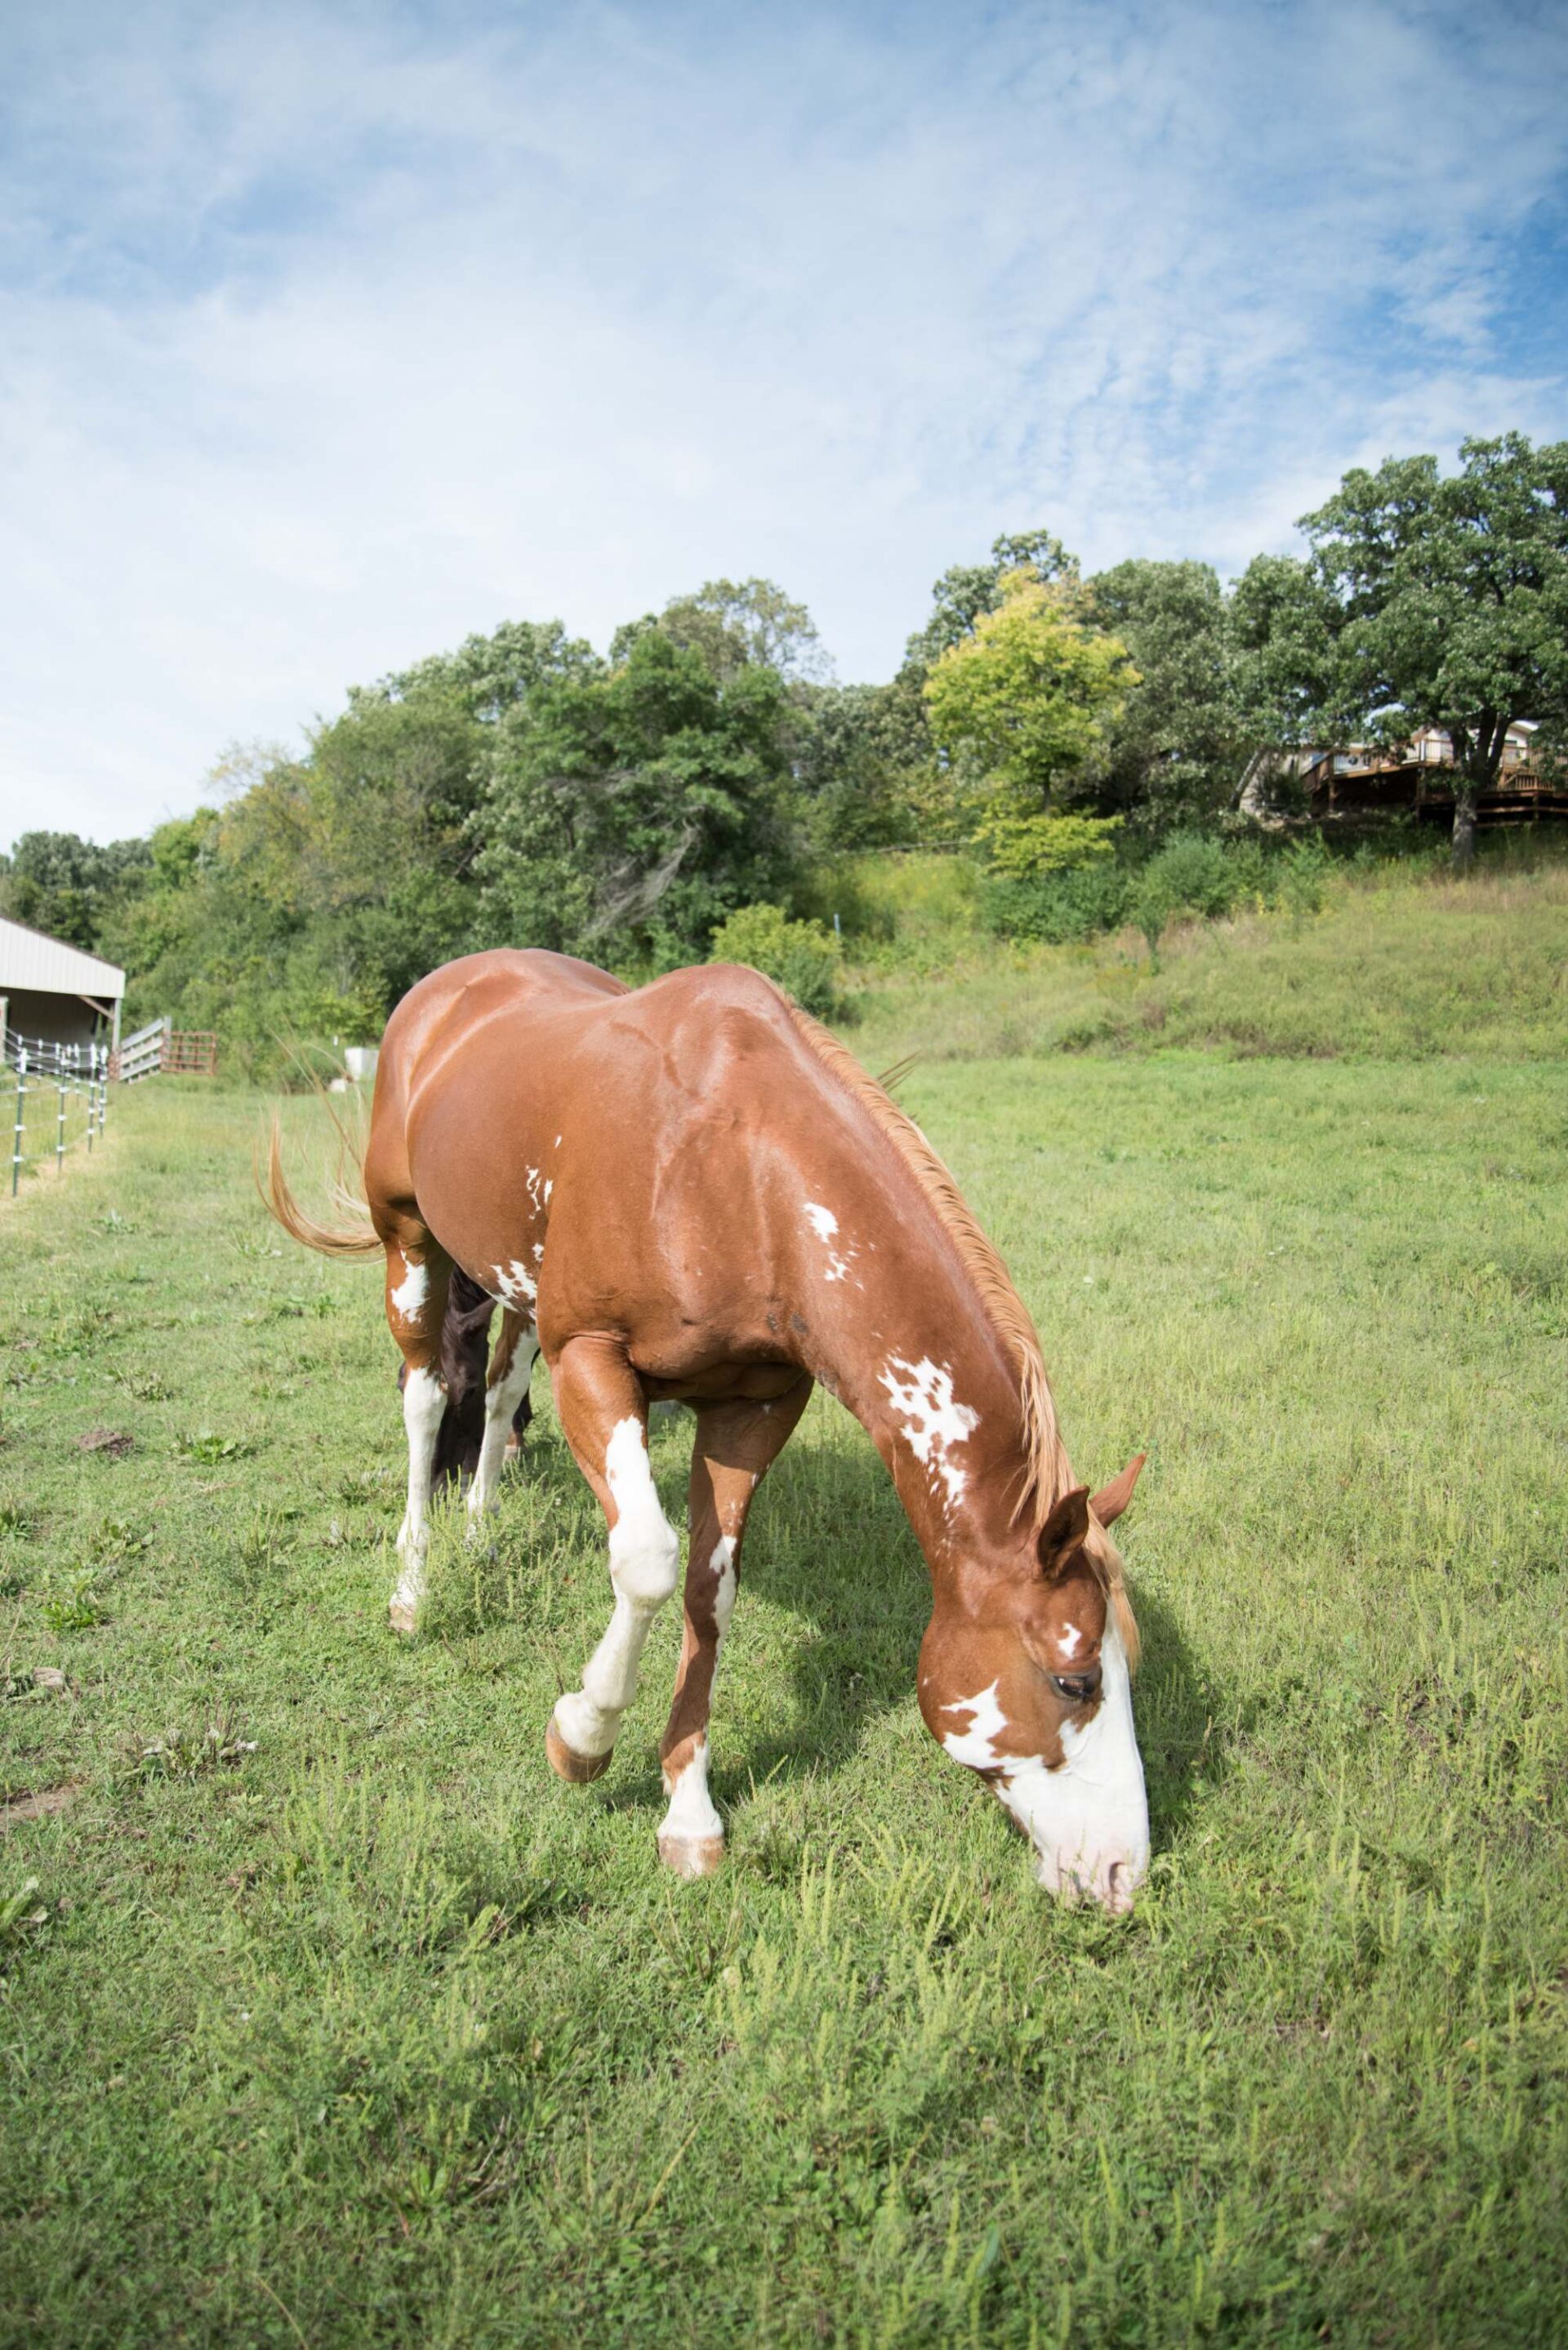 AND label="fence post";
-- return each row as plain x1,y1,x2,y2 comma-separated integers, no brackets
56,1081,67,1172
11,1047,25,1197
